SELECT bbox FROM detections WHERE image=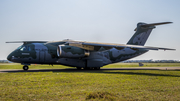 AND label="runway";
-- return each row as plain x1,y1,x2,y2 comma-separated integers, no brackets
0,67,180,73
